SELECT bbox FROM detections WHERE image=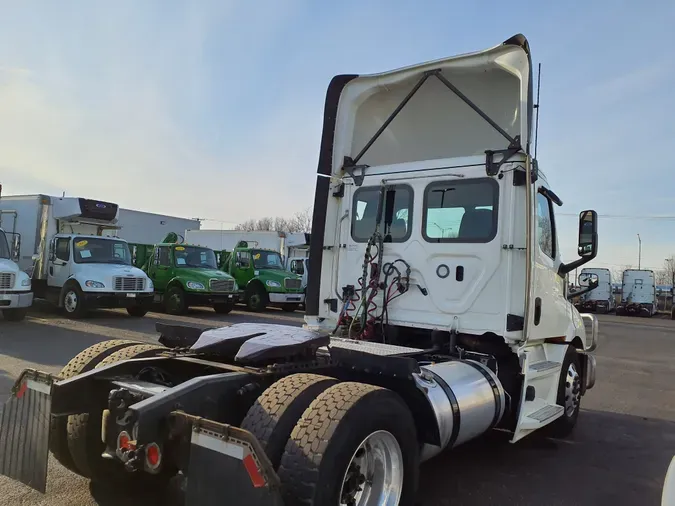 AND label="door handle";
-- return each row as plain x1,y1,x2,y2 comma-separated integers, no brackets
534,297,542,326
49,266,53,276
